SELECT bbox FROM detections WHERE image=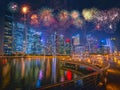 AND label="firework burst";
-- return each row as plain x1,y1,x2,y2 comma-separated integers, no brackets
8,2,19,13
82,8,98,21
72,18,84,28
39,8,54,26
58,10,69,22
94,8,120,32
30,14,39,25
27,7,120,33
70,10,80,19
